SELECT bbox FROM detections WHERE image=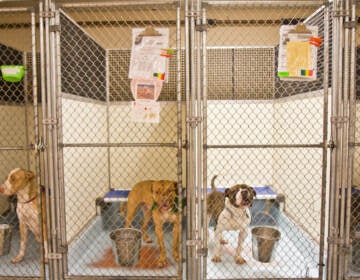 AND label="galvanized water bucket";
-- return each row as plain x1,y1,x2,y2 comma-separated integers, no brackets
251,226,281,263
0,224,12,256
110,228,141,267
